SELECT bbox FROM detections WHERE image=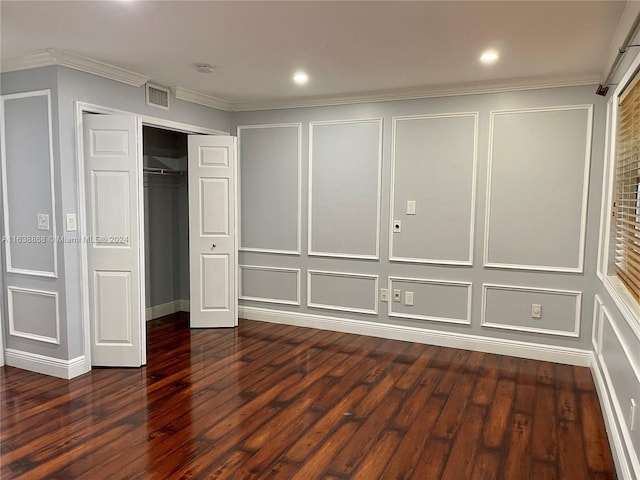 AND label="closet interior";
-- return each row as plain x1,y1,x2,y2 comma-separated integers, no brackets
143,126,189,320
